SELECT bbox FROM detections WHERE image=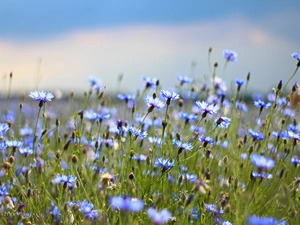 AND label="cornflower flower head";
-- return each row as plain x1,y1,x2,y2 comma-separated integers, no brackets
236,100,248,112
84,109,98,121
117,93,135,103
78,200,99,221
214,116,231,129
291,156,300,165
29,91,54,107
129,126,147,140
251,170,273,179
173,139,193,151
205,204,224,214
291,52,300,62
182,174,197,182
179,112,198,123
52,174,77,189
144,96,165,112
50,204,61,218
154,158,174,170
6,140,23,148
272,131,288,140
177,74,193,85
235,78,244,91
247,215,285,225
19,147,33,156
19,127,33,136
148,136,162,146
88,76,101,90
250,154,275,170
223,49,238,62
254,100,272,109
110,196,144,212
0,123,9,136
142,76,158,89
161,90,179,105
222,221,232,225
195,101,219,118
147,208,172,225
287,131,300,140
199,135,214,147
132,154,147,162
248,129,264,141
